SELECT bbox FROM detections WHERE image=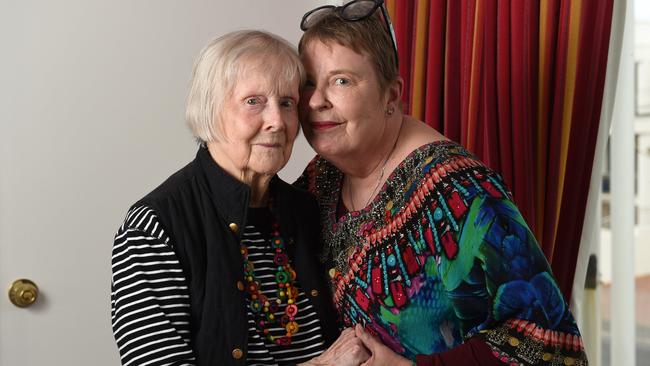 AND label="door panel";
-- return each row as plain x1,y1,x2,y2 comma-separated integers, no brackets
0,1,324,364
